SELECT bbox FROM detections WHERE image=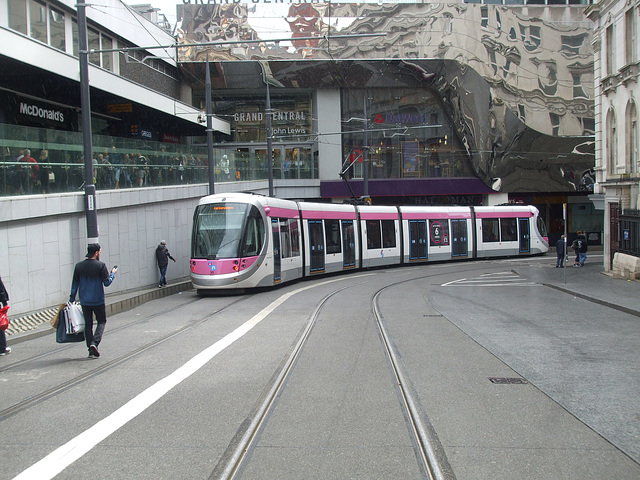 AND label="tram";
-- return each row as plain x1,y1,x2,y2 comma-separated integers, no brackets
190,192,548,292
